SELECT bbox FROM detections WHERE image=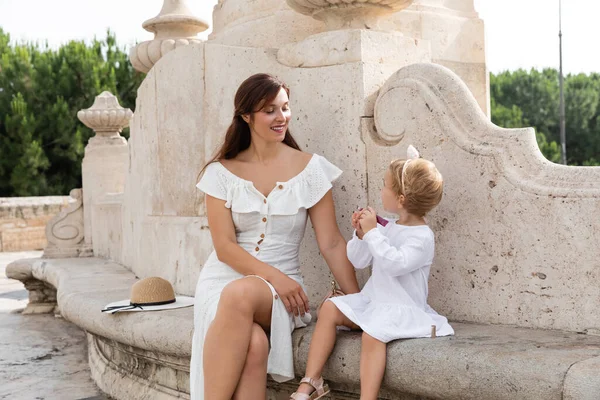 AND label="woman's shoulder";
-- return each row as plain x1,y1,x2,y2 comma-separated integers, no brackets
218,158,245,177
286,149,314,170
